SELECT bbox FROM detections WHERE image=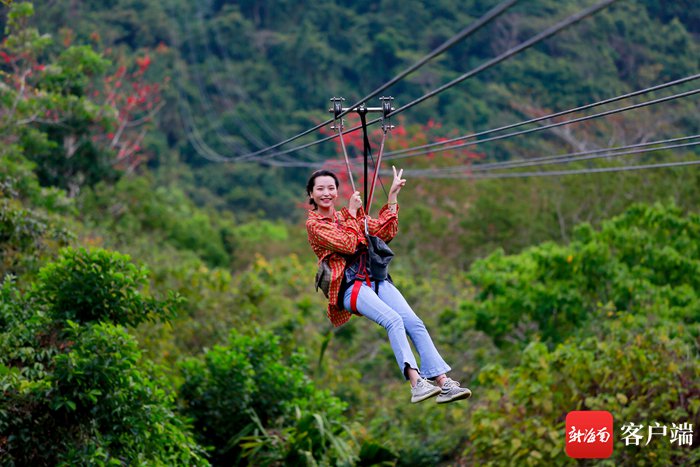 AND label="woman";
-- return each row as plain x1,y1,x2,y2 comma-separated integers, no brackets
306,167,471,404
